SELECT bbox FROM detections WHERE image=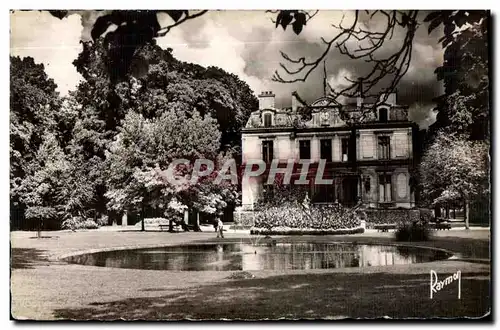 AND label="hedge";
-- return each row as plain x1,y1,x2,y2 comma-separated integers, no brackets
364,209,420,227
